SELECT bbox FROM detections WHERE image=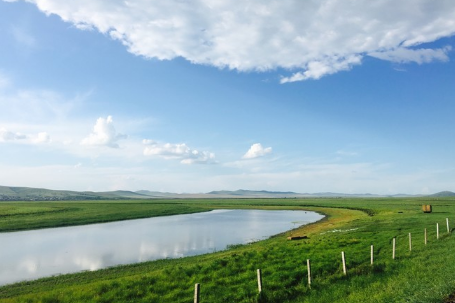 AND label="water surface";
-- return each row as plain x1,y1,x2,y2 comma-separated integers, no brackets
0,209,323,286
